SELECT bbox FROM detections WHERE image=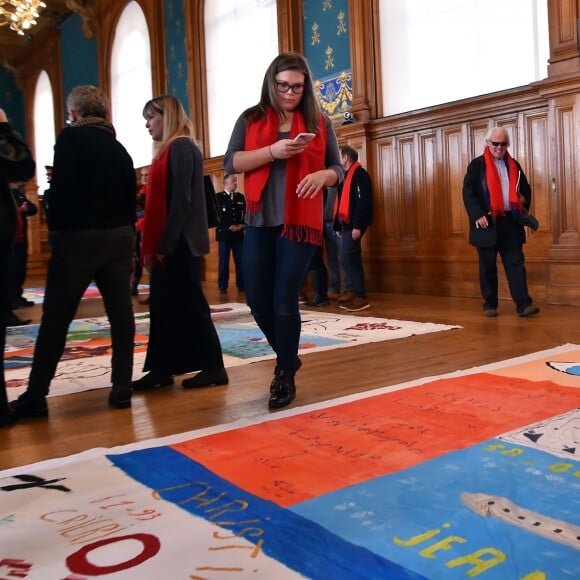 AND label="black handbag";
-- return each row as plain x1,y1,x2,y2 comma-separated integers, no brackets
203,175,221,228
